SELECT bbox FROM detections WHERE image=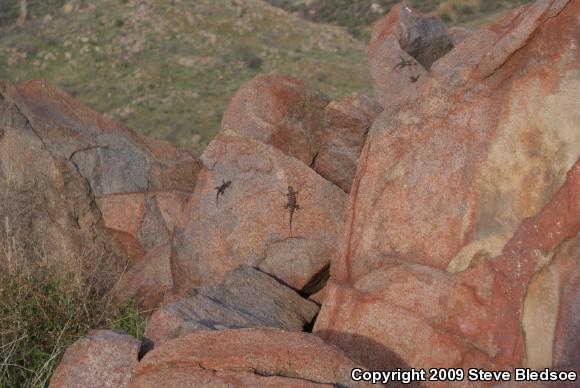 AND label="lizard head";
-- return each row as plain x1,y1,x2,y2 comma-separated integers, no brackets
288,185,294,192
